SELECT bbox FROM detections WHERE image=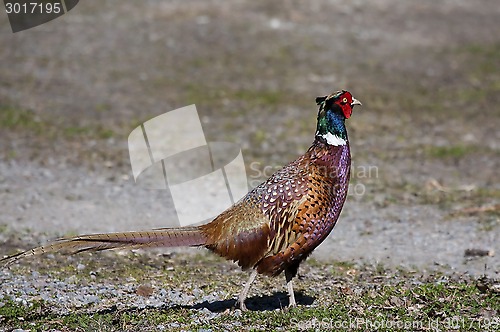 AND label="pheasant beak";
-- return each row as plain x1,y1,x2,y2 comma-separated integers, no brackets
351,98,362,107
